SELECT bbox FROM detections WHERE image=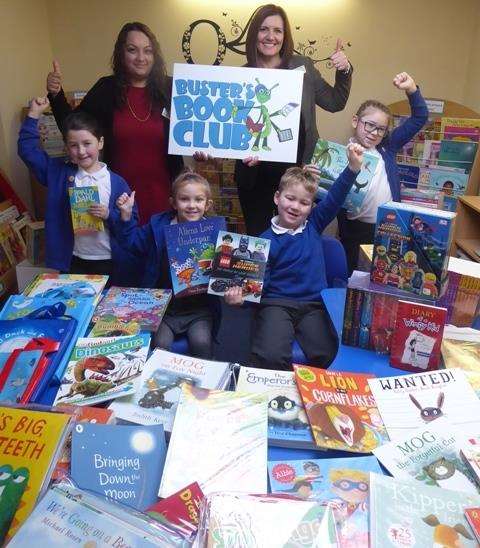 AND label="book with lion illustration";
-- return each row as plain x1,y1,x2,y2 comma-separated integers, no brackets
293,366,388,453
